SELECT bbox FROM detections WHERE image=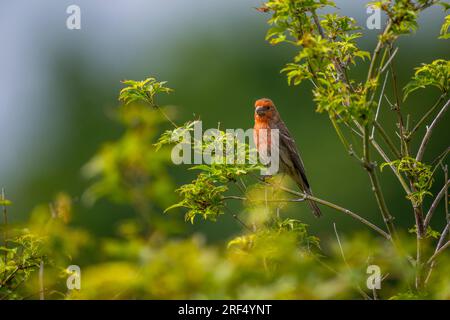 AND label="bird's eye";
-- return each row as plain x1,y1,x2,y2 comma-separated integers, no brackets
257,106,270,111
